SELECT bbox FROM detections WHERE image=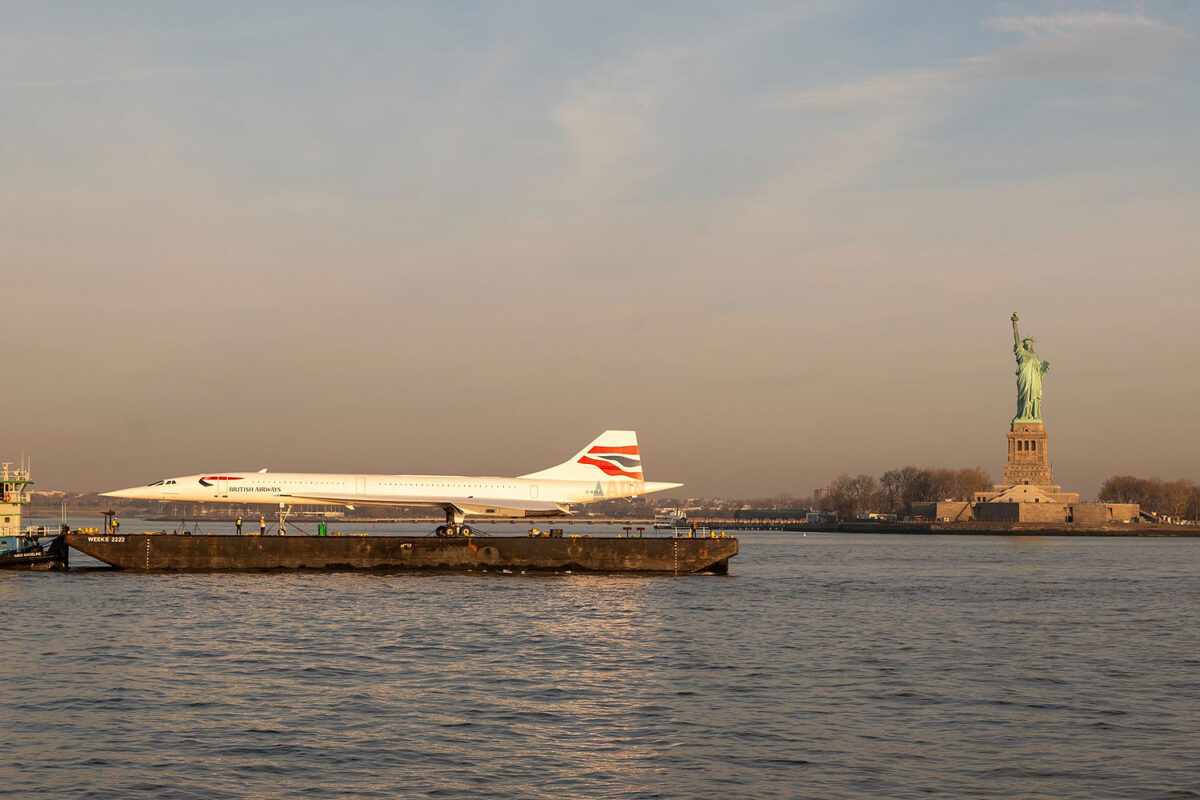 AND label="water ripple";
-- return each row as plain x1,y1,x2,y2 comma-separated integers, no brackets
3,527,1200,798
